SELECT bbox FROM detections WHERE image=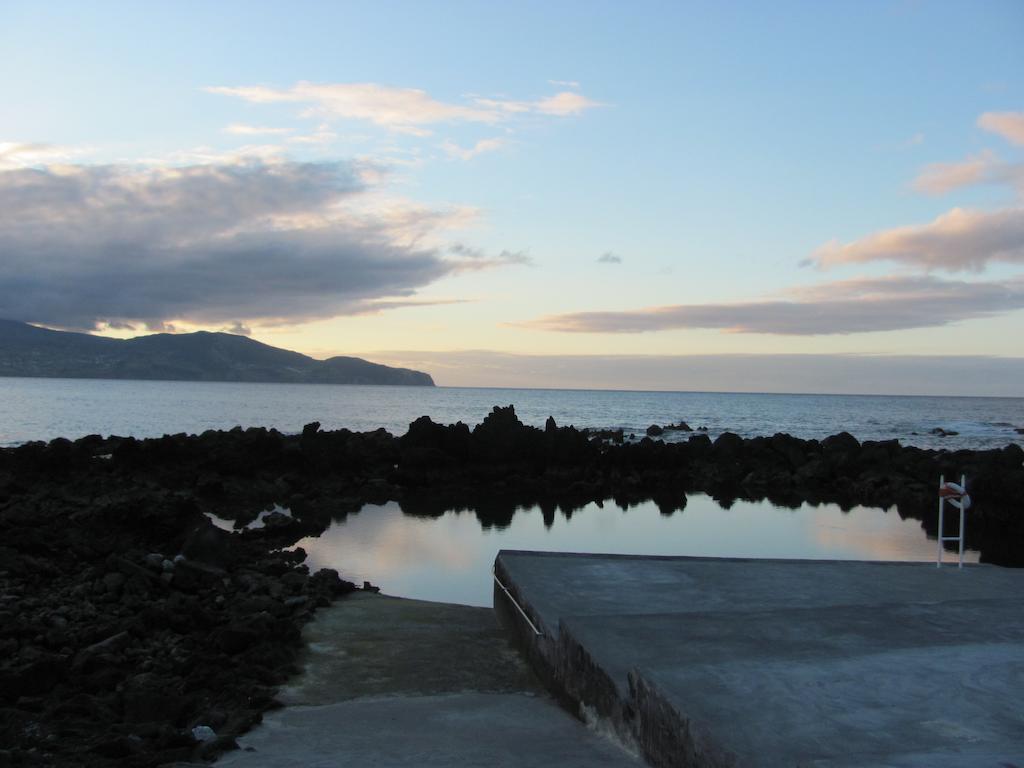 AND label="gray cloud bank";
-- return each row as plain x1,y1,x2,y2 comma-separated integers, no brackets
0,160,485,330
526,276,1024,335
368,350,1024,397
